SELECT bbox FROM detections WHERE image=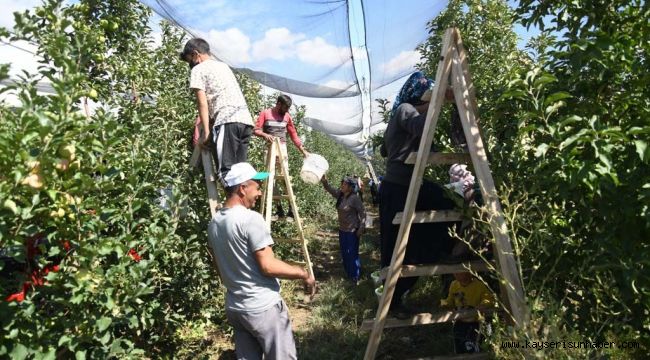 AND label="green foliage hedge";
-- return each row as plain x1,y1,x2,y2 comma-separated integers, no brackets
416,0,649,356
